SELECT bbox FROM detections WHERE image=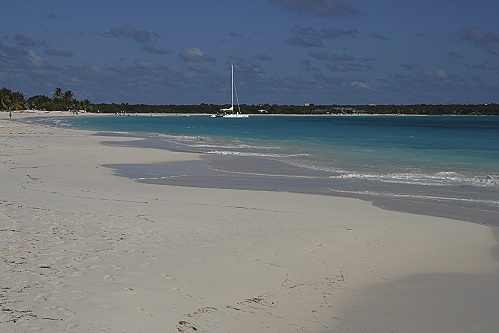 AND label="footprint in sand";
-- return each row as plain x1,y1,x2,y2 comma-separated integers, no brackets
123,287,139,295
103,275,115,282
114,287,139,297
58,307,77,317
136,307,153,317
